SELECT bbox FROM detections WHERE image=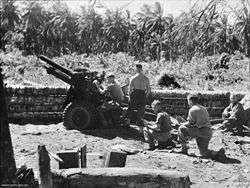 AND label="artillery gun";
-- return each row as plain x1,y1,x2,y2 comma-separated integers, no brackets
39,55,117,130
